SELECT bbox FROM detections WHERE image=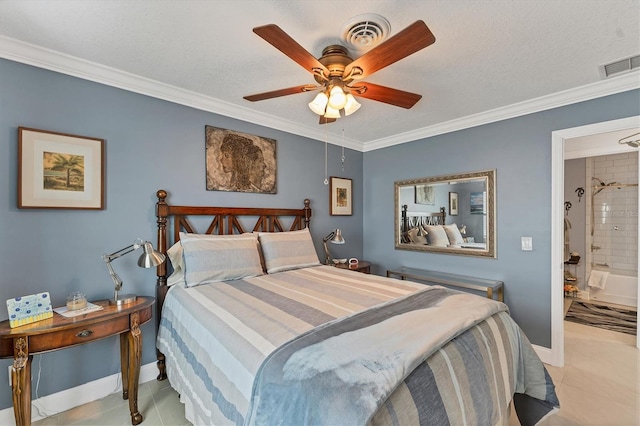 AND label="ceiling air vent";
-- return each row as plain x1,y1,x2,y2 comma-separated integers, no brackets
341,14,391,51
602,54,640,77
